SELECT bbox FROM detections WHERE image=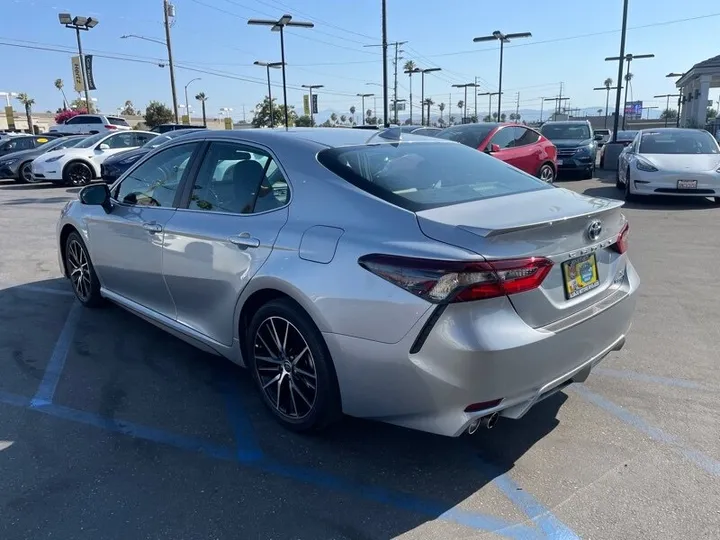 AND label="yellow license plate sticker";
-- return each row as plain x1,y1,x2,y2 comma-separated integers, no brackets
562,253,599,299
